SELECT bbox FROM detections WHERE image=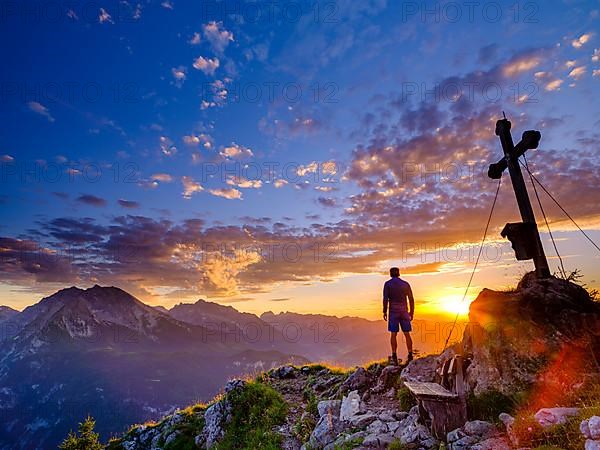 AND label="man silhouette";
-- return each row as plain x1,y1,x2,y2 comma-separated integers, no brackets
383,267,414,365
